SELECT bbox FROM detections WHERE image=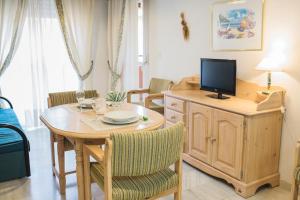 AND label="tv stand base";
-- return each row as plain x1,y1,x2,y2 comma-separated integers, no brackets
207,93,230,100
